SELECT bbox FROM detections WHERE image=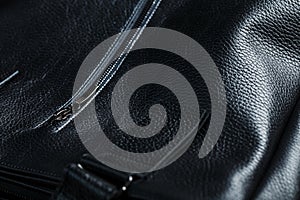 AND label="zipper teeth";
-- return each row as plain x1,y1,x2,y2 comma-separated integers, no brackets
0,1,162,198
34,0,153,129
78,0,162,104
53,0,163,132
72,0,163,108
66,0,149,108
72,0,162,107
